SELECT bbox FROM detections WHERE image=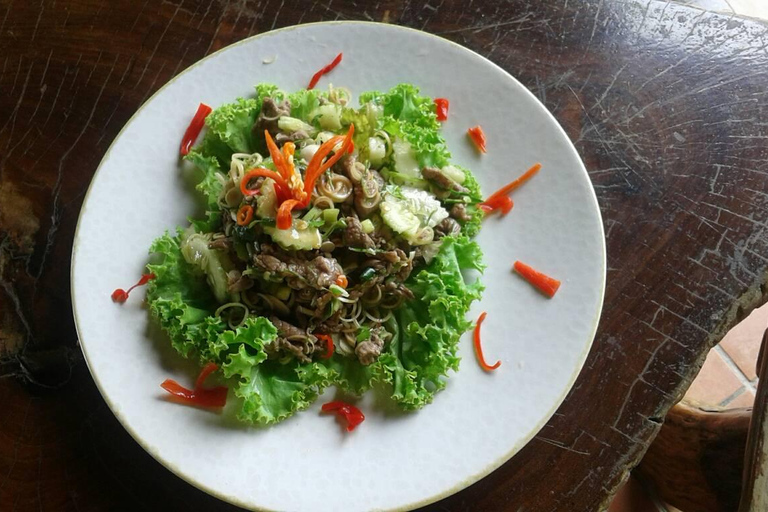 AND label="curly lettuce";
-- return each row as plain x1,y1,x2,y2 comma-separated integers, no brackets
145,83,485,425
359,83,451,168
